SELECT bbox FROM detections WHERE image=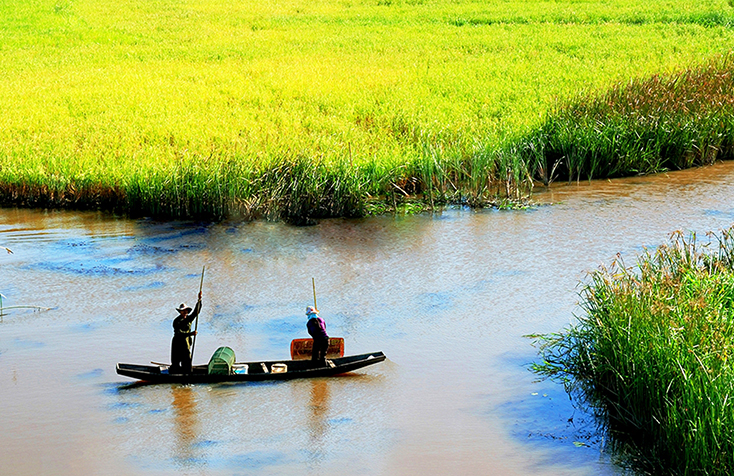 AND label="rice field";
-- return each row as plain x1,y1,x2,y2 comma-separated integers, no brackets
513,55,734,184
1,0,734,219
532,228,734,474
